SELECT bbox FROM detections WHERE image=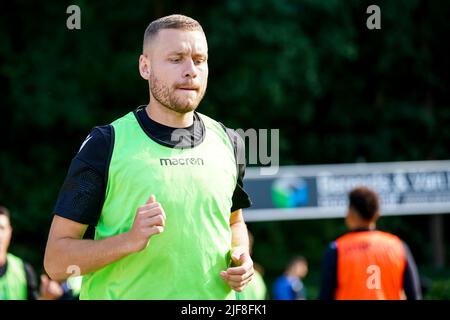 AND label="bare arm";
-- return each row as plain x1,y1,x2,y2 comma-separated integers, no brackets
230,209,250,253
44,215,134,281
44,195,165,281
220,209,254,292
